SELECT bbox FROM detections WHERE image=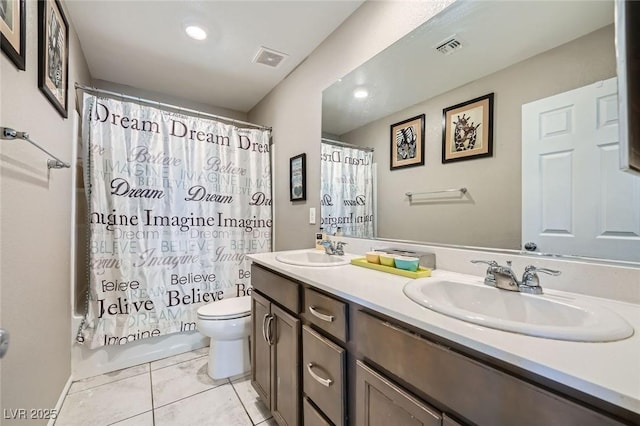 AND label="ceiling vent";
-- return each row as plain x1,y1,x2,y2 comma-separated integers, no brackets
253,46,288,68
435,35,463,55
